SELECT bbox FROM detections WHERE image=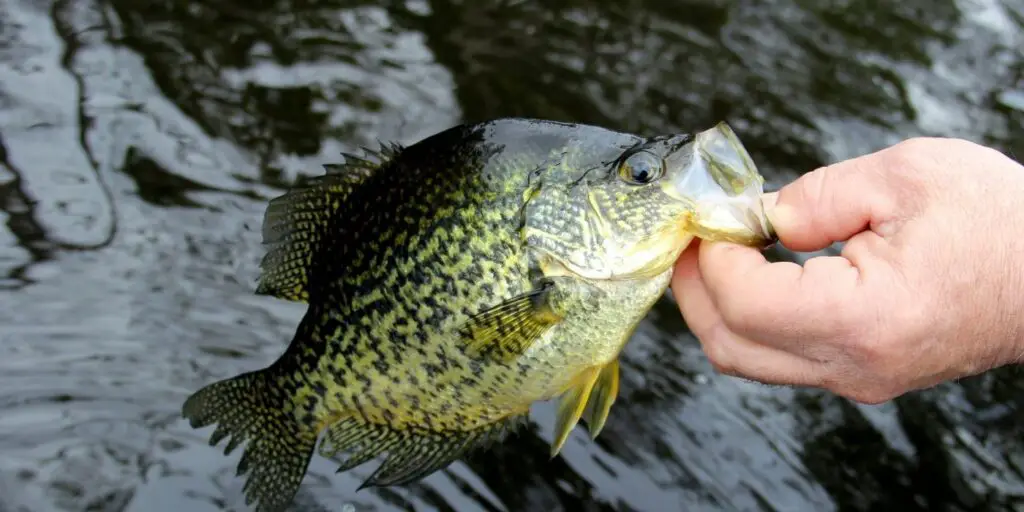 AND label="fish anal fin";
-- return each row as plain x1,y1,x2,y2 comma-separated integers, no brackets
549,366,601,458
318,413,528,488
581,359,620,439
458,280,563,362
256,144,402,302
